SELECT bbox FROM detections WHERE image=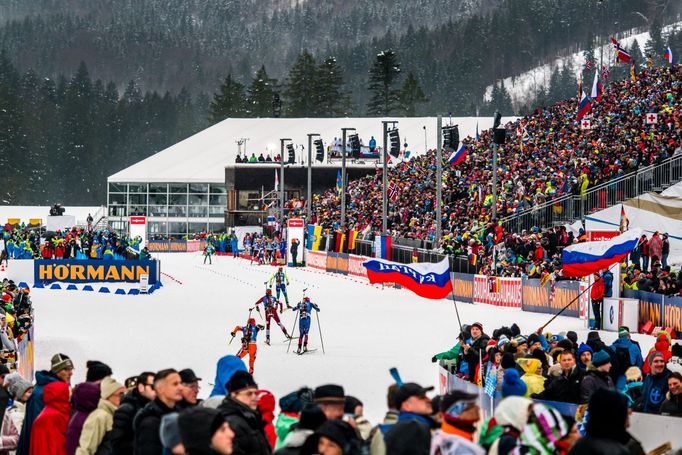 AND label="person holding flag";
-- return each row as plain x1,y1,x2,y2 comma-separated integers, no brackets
664,46,675,64
462,322,490,384
293,296,320,354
